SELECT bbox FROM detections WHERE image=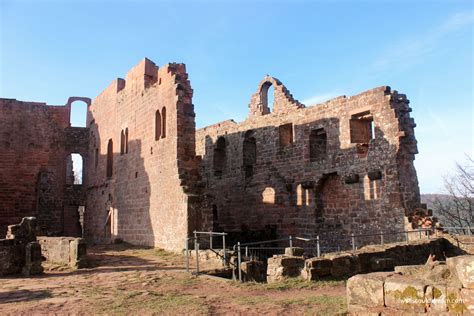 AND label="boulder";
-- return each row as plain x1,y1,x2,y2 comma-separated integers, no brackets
446,255,474,289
